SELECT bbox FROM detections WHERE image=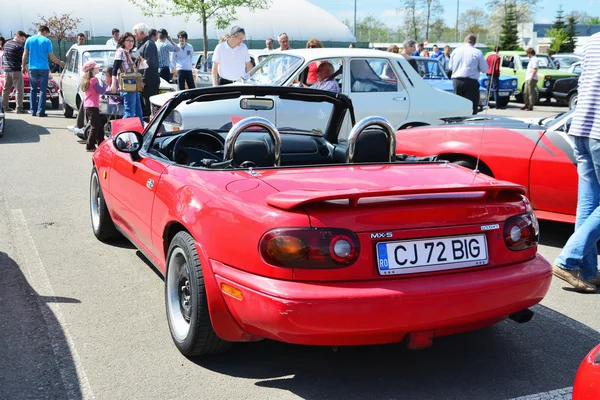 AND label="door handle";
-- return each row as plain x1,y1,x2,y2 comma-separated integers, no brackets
393,96,407,101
